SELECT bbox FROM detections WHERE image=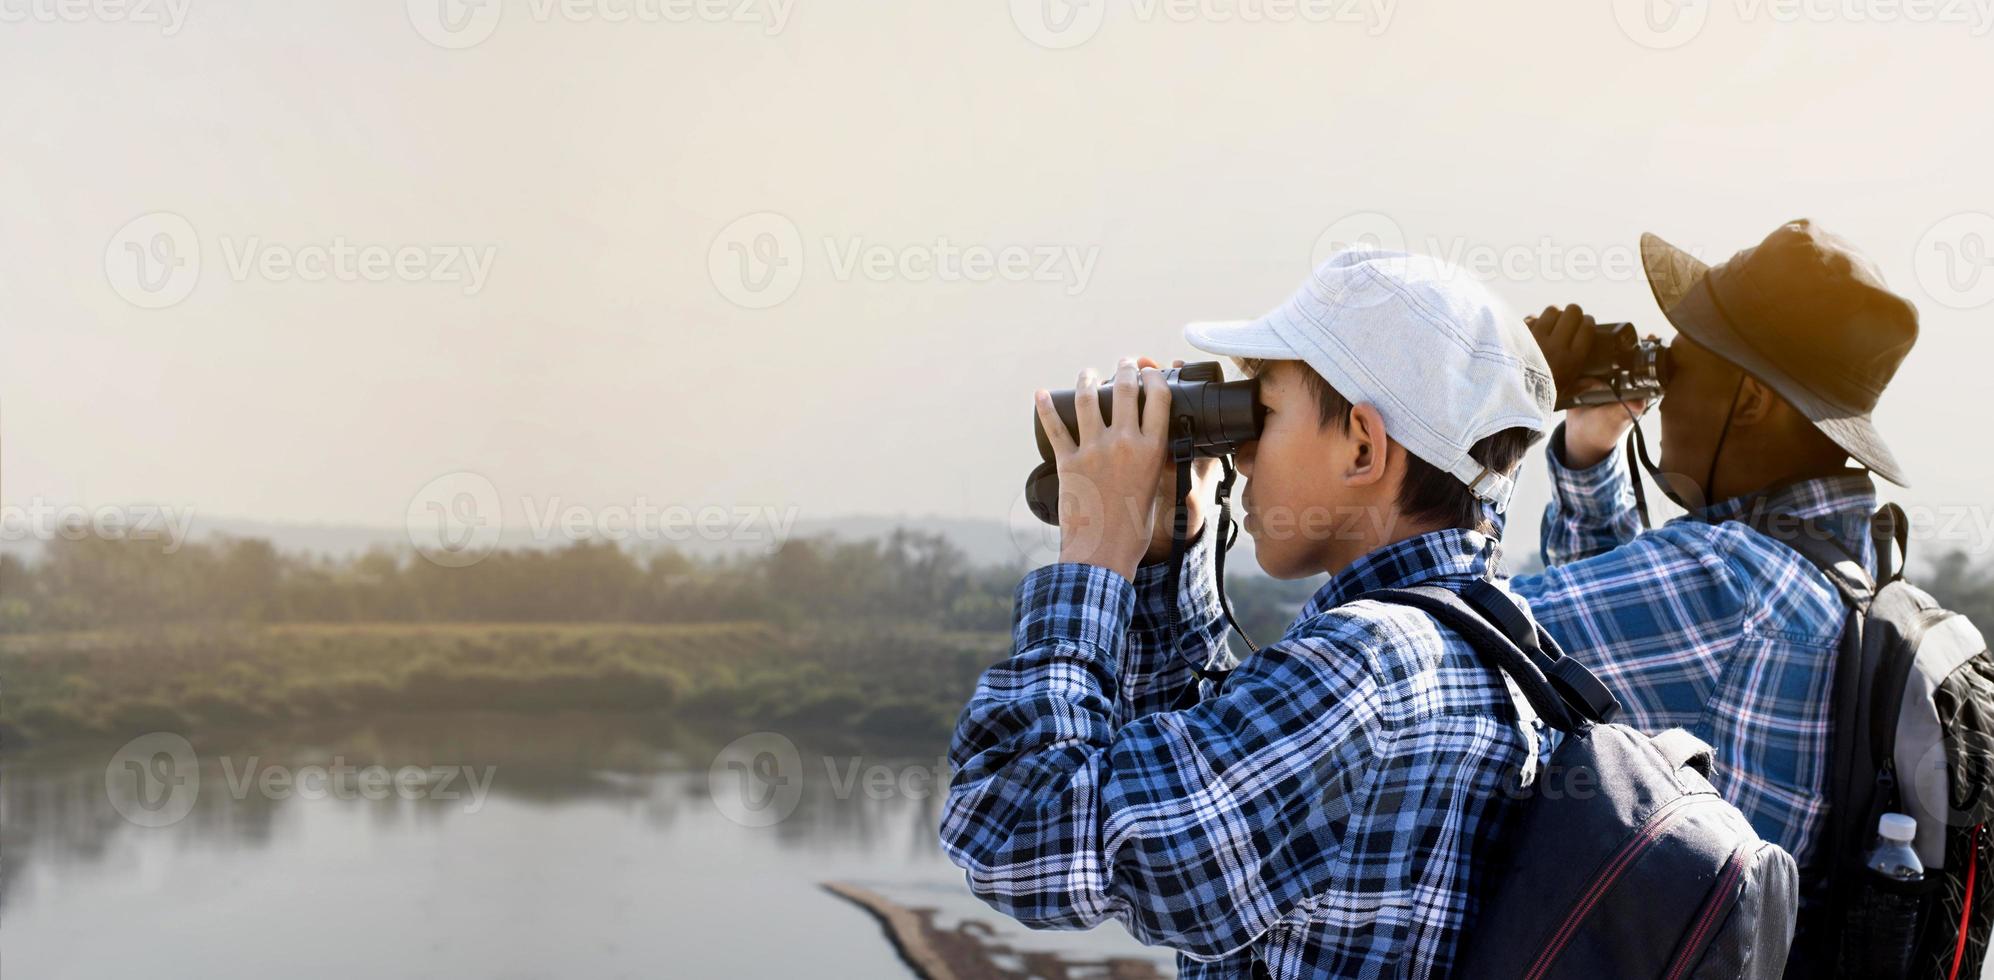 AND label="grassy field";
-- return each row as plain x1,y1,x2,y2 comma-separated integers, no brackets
0,620,1005,746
